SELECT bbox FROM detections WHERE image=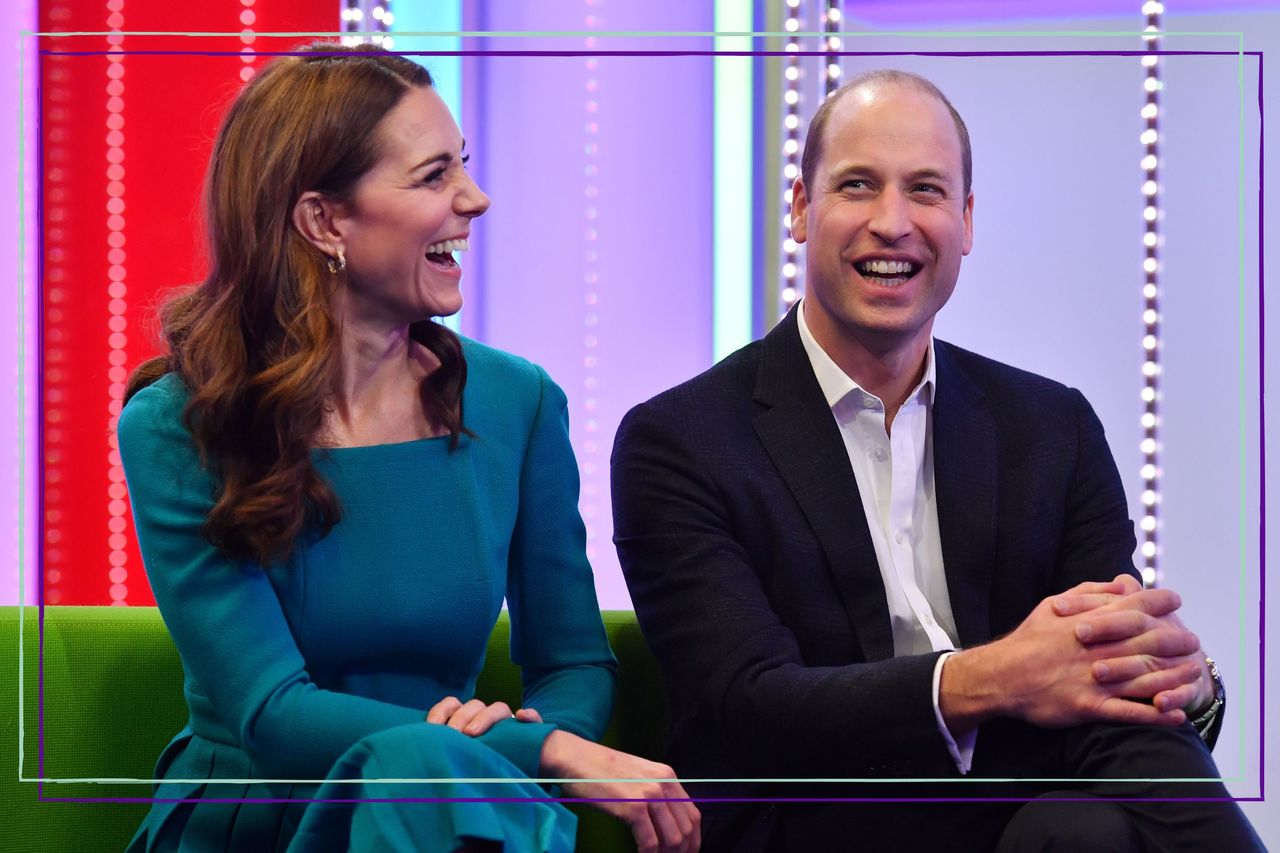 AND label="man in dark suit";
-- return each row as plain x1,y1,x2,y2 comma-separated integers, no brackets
611,70,1260,851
